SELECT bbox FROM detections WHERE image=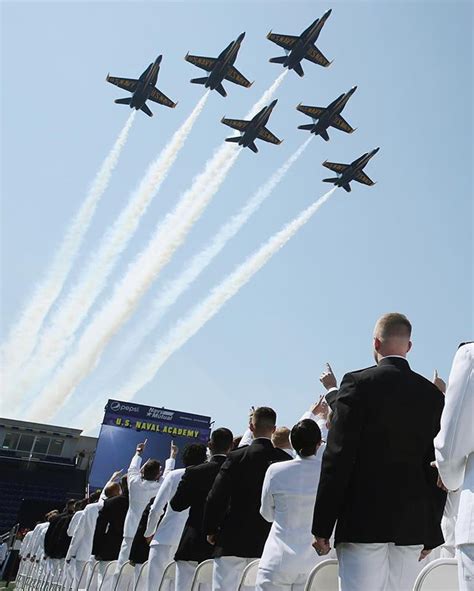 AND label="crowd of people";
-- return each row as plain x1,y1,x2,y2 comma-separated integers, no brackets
14,313,473,591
